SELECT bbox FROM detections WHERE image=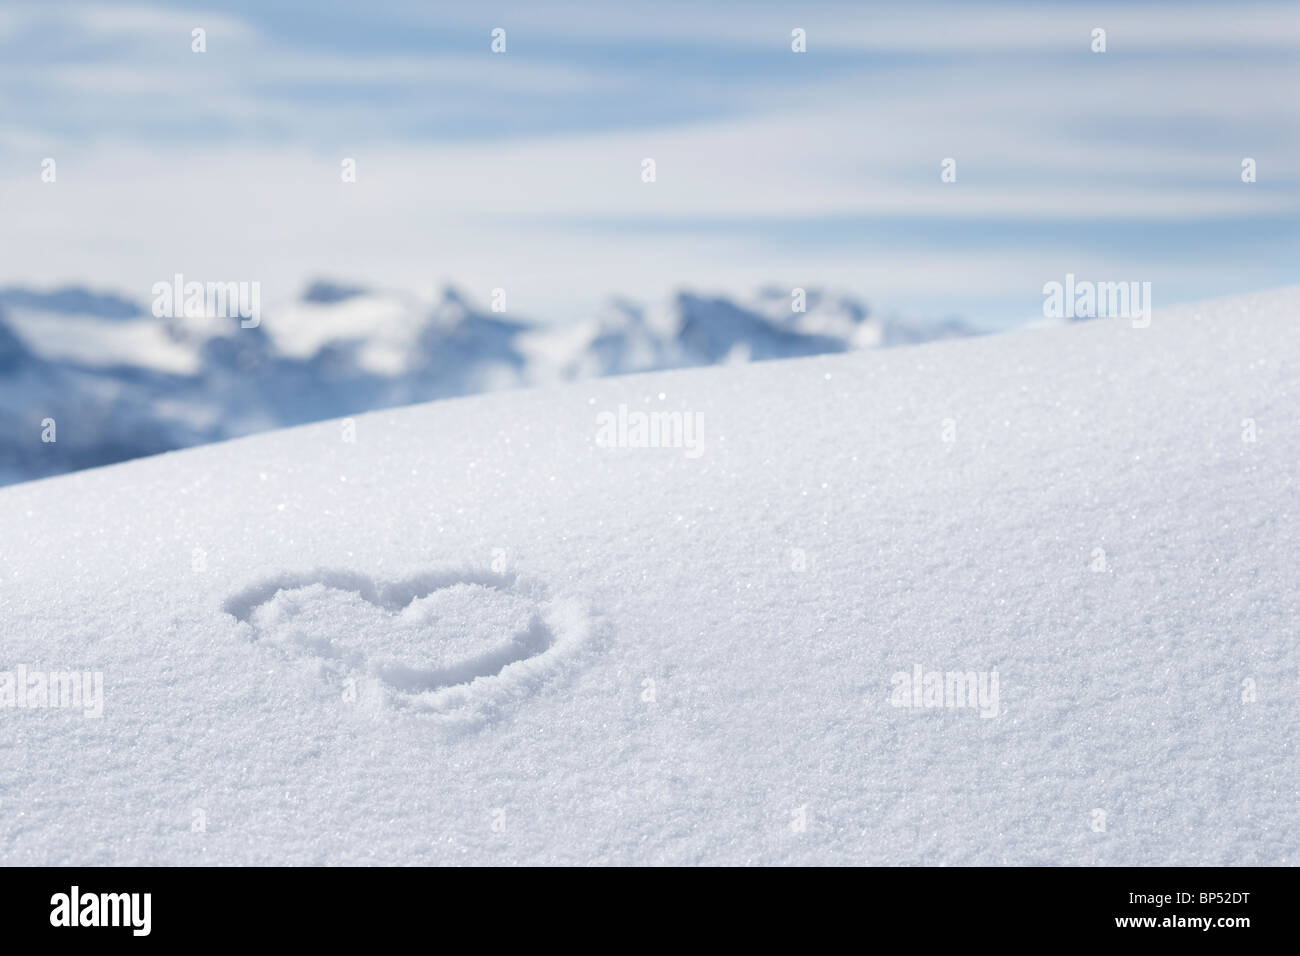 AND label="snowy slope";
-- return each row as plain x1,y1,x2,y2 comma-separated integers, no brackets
0,288,1296,865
